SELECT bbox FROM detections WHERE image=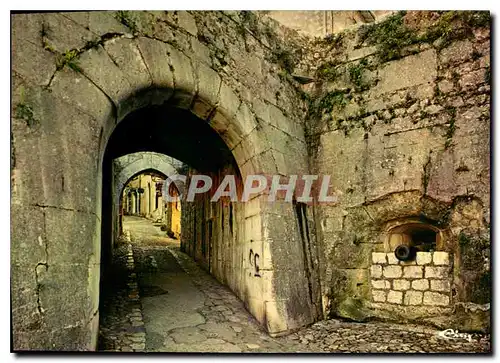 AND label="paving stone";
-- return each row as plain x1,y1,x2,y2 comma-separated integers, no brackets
170,327,208,344
231,326,243,333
